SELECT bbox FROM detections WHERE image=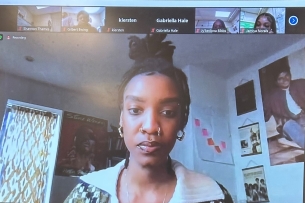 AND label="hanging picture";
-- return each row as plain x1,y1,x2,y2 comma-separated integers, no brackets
55,111,108,177
239,122,262,157
242,165,269,203
259,54,305,166
235,80,256,116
